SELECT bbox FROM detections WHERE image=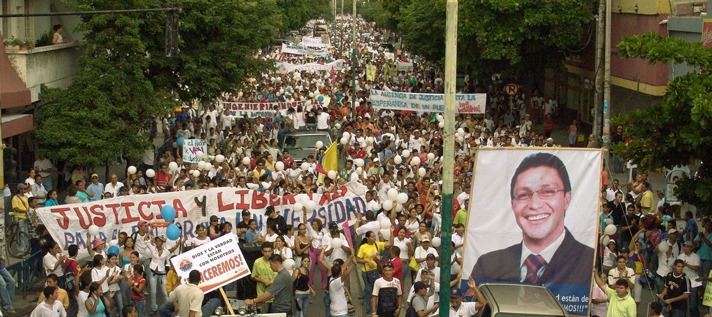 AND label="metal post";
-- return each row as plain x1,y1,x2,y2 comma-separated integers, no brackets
592,0,604,142
603,0,611,150
439,0,457,313
351,1,357,113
